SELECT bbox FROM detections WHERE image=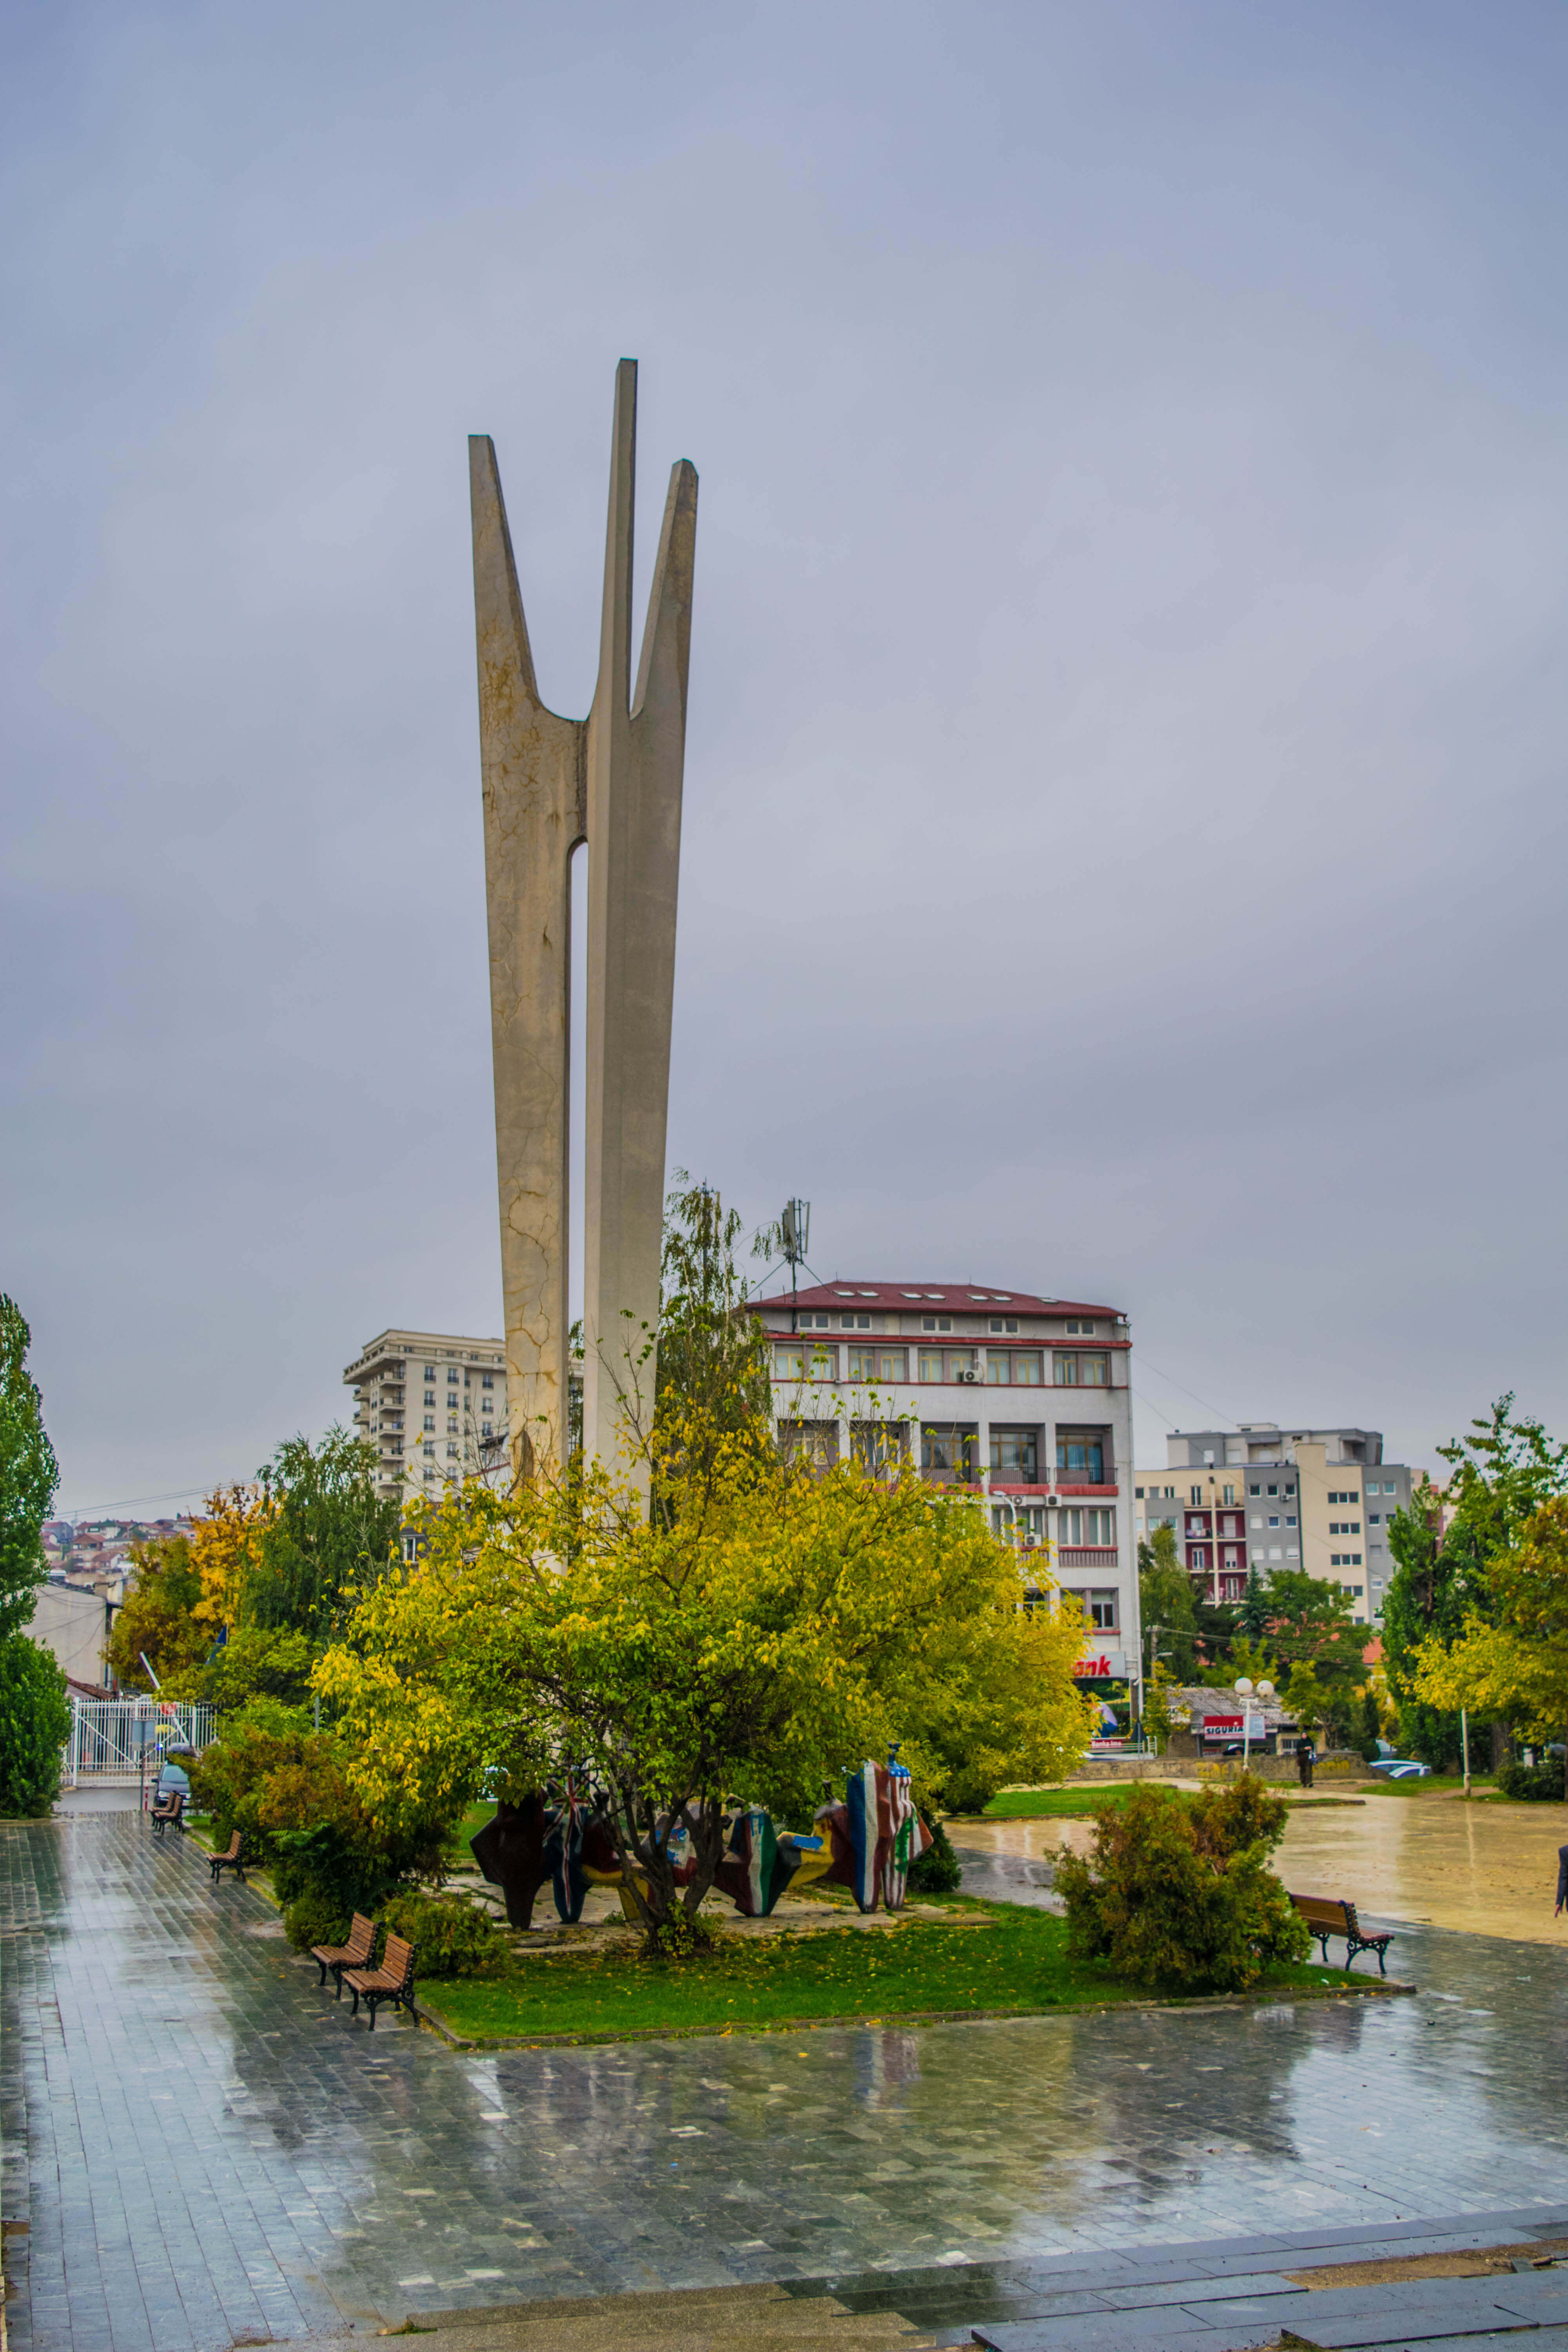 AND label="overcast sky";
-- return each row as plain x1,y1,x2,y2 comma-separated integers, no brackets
5,1,1566,1515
